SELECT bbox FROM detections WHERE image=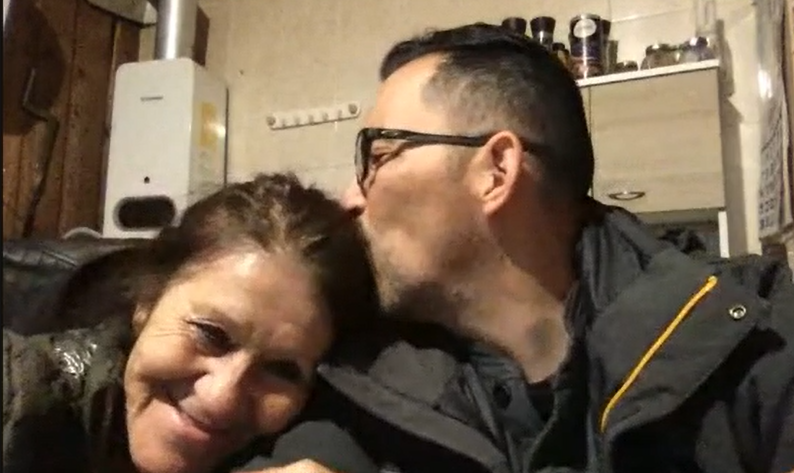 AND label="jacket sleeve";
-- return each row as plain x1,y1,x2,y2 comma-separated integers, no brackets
2,329,86,472
739,266,794,473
